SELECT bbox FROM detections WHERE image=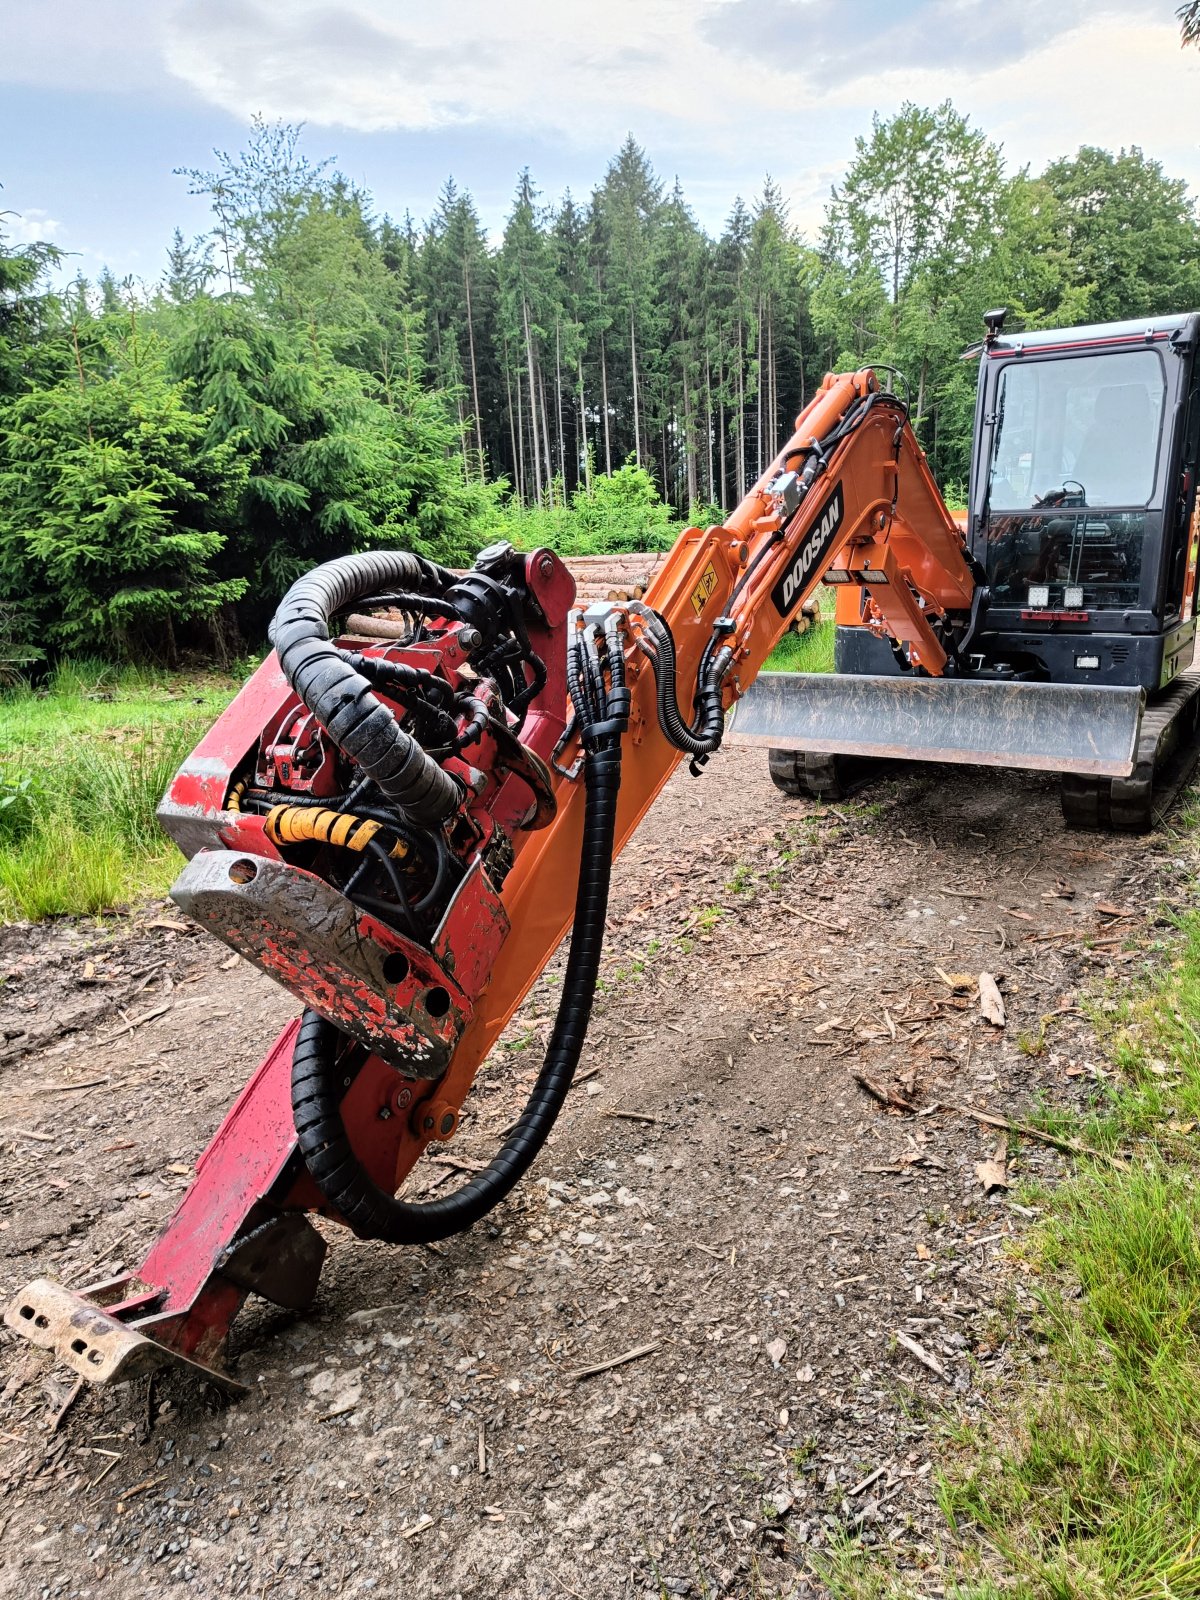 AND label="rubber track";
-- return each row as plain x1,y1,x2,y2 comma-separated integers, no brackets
1061,666,1200,832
